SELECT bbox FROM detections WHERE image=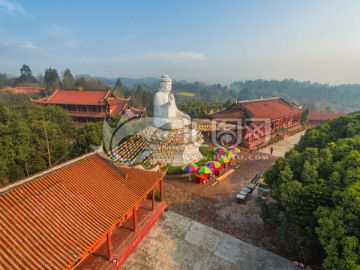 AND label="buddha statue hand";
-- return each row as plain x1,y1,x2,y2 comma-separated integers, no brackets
168,92,175,104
